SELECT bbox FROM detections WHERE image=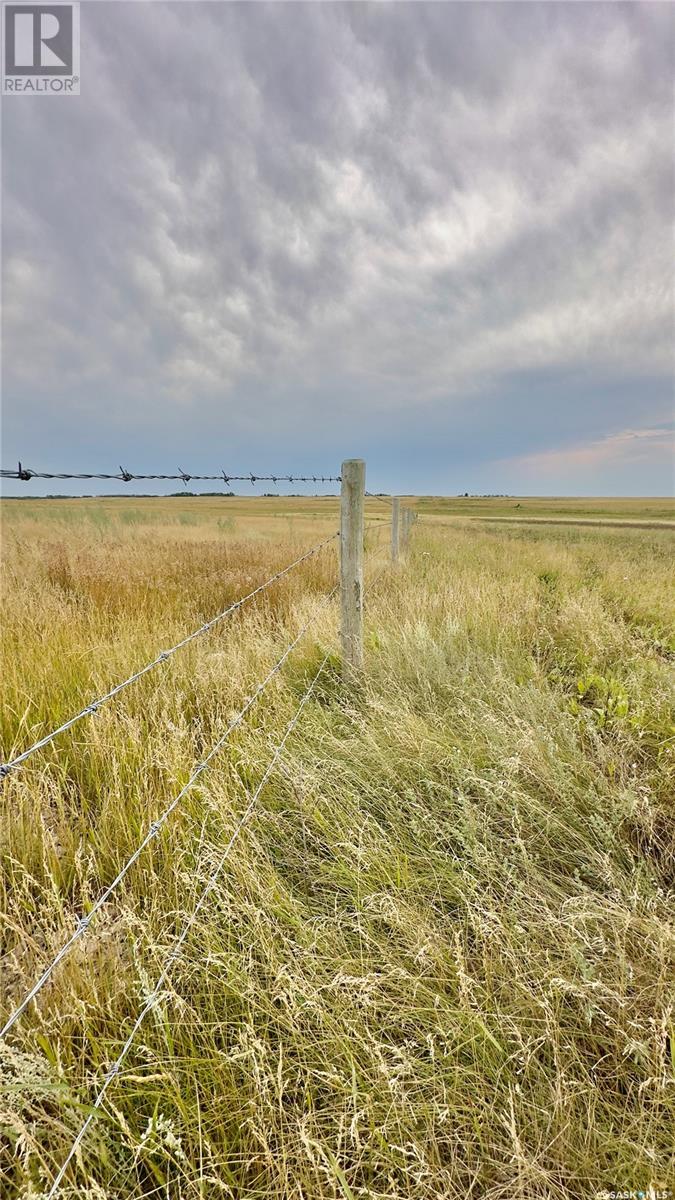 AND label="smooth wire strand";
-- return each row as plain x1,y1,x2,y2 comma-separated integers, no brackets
0,532,339,779
44,648,333,1199
0,586,338,1039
